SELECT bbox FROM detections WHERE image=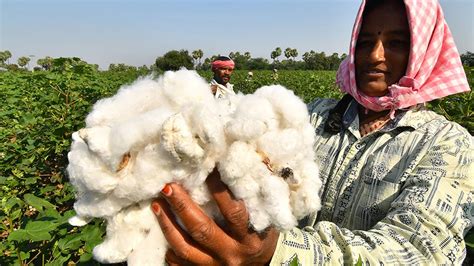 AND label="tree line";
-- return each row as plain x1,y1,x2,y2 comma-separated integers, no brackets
1,49,473,72
155,48,347,71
